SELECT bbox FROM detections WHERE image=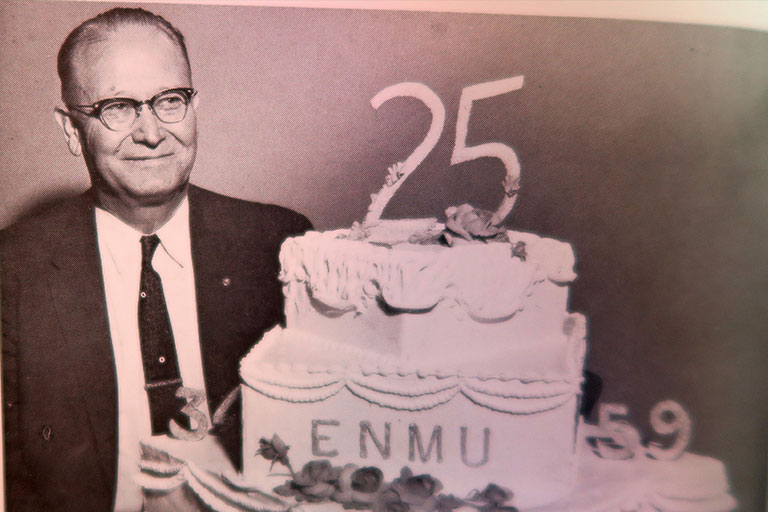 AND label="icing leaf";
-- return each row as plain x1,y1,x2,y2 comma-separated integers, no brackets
257,434,290,470
467,483,511,506
364,160,410,226
466,484,518,512
445,204,506,242
435,494,463,512
347,221,370,241
511,241,527,261
385,162,407,187
502,174,520,198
